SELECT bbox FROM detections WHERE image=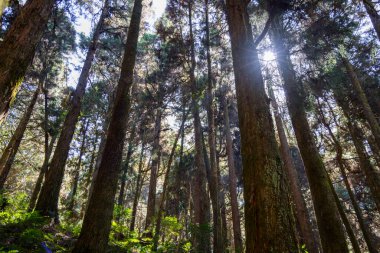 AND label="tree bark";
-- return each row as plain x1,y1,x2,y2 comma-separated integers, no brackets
188,2,211,252
130,131,146,232
145,108,162,230
72,0,142,251
270,15,348,252
0,86,40,189
0,0,54,122
333,89,380,211
316,97,378,253
35,0,110,218
363,0,380,41
268,86,320,253
67,119,89,212
342,57,380,149
225,1,297,252
204,1,223,251
221,95,243,253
